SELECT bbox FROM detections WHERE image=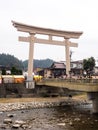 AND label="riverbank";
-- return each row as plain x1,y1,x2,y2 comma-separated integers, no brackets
0,94,91,112
0,95,94,130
